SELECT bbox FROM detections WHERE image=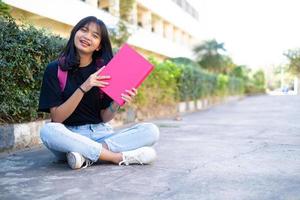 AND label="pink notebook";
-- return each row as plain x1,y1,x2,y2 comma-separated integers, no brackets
98,43,154,106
